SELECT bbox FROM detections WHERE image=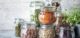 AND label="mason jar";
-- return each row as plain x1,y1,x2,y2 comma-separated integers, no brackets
14,18,25,37
39,25,55,38
21,22,38,38
39,6,56,25
58,23,72,38
30,0,44,27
